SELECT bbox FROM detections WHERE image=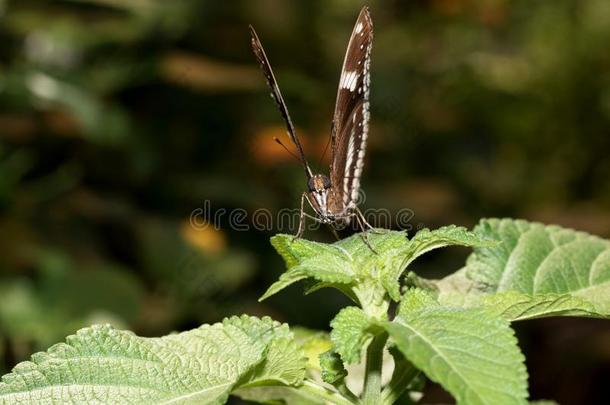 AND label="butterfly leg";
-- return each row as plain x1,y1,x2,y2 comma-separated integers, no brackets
353,212,378,254
294,192,309,240
354,206,385,234
294,193,325,241
329,226,341,241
